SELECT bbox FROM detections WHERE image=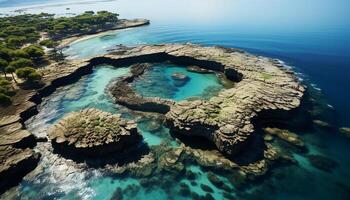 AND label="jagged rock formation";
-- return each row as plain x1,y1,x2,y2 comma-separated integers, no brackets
48,108,142,157
0,122,39,192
